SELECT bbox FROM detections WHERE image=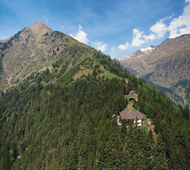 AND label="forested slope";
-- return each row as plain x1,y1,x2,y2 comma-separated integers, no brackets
0,43,190,169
